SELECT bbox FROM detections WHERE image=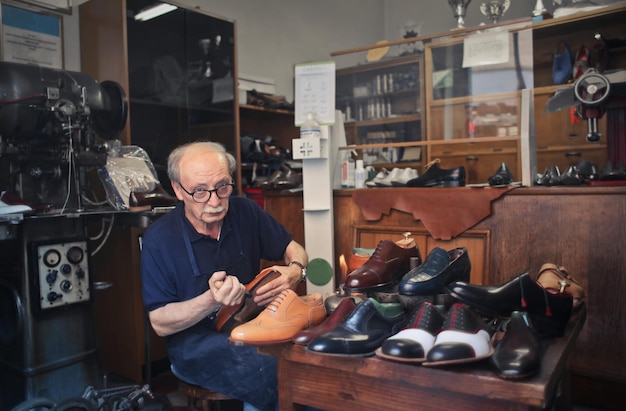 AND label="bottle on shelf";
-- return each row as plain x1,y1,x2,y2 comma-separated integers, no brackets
355,159,366,188
300,112,321,139
341,152,355,188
